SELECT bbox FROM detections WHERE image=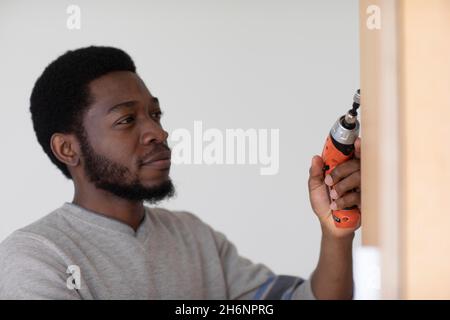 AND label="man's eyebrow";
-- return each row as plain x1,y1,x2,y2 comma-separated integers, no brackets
106,97,159,114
